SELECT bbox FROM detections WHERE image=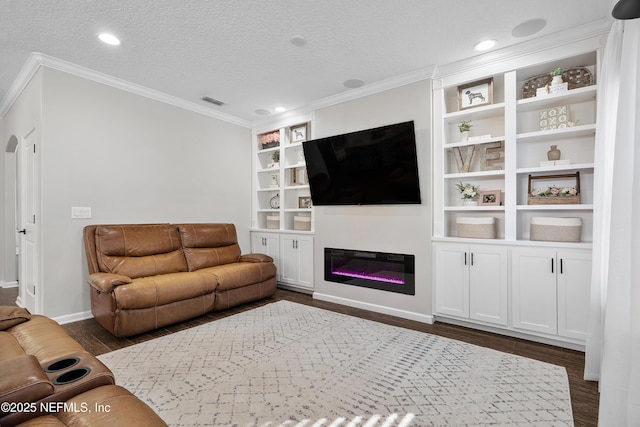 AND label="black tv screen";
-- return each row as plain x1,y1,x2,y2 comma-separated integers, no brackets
302,121,421,206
